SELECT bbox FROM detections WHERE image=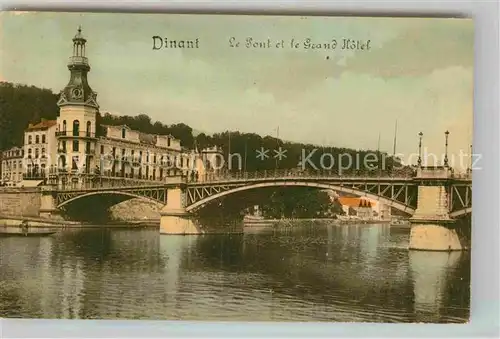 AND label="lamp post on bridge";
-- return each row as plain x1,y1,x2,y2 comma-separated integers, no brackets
444,130,449,167
468,143,472,176
417,132,423,167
